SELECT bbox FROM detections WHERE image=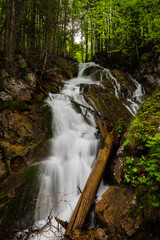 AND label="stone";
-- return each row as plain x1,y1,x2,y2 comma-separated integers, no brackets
0,154,6,180
93,228,109,240
0,92,12,101
96,186,143,239
2,75,36,101
0,60,36,101
113,144,124,184
71,228,109,240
